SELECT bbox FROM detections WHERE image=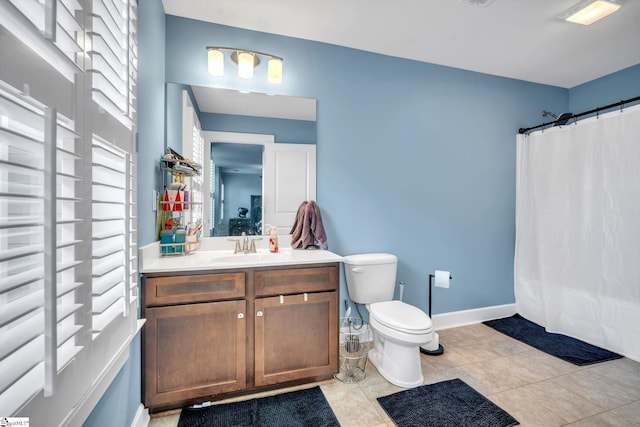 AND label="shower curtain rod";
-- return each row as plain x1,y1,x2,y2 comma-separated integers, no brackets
518,95,640,134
